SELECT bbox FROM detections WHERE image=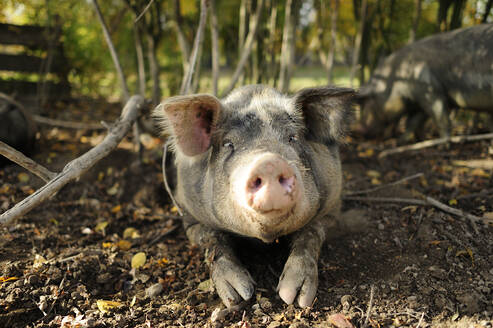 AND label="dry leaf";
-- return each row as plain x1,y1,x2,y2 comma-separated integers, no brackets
95,221,109,233
366,170,381,178
328,313,355,328
111,205,122,213
197,279,213,292
131,252,147,269
17,172,30,183
448,199,458,206
117,240,132,251
96,300,124,313
123,227,140,239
